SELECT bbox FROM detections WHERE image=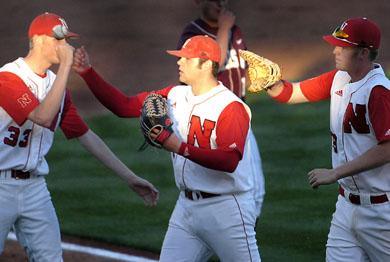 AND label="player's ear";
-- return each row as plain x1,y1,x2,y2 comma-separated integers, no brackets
30,35,43,49
361,48,370,61
355,47,369,61
203,60,213,72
